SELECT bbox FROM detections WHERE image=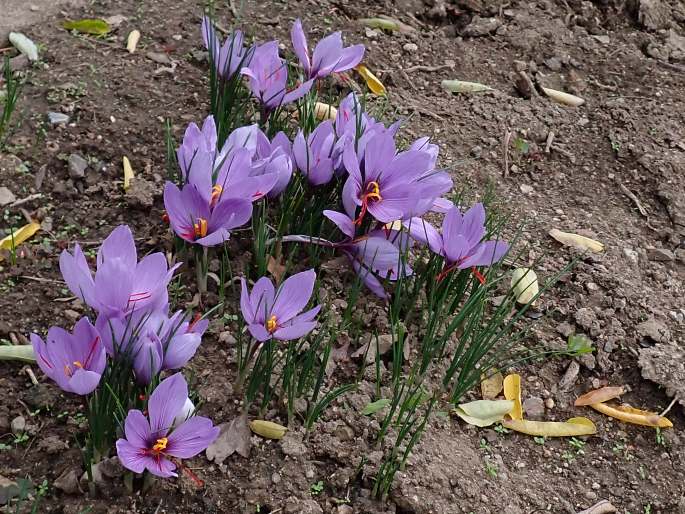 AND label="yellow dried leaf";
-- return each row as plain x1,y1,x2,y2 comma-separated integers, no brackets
249,419,287,439
575,386,625,406
503,373,522,420
355,64,386,96
314,102,337,121
590,402,672,428
549,228,604,253
541,87,585,107
123,156,134,191
503,417,597,437
511,268,538,305
454,399,514,427
0,222,40,260
127,30,141,53
481,370,504,399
